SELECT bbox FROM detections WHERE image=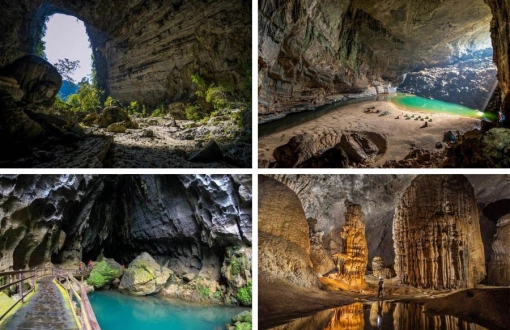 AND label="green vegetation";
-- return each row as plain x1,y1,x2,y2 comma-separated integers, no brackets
236,280,252,305
230,255,247,276
35,16,50,59
87,261,121,288
213,290,222,300
54,59,80,84
196,283,211,298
